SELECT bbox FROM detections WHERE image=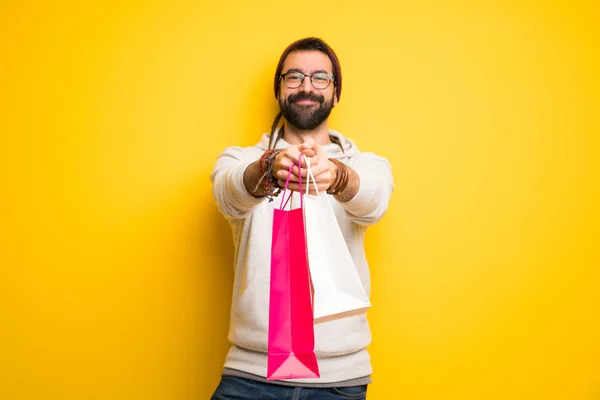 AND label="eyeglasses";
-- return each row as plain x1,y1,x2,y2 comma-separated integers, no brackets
280,71,334,90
